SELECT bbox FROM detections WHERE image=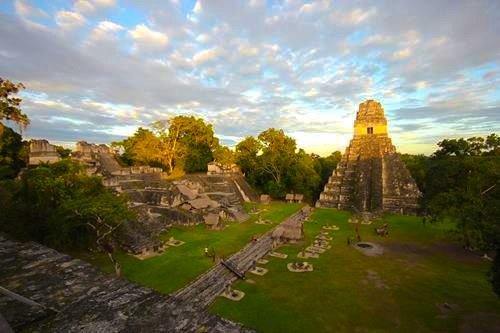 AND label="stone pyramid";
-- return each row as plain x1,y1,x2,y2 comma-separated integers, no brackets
316,100,421,215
